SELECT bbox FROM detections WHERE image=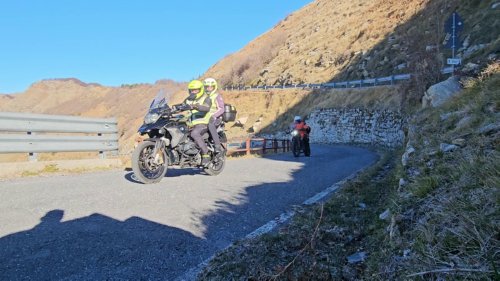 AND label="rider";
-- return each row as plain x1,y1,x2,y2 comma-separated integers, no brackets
291,116,311,156
176,80,213,165
204,78,225,153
